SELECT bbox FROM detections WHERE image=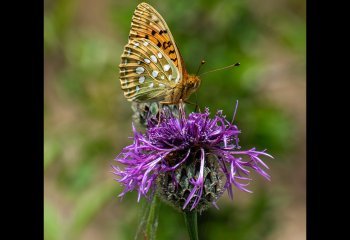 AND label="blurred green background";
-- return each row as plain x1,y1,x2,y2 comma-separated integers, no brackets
44,0,305,239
